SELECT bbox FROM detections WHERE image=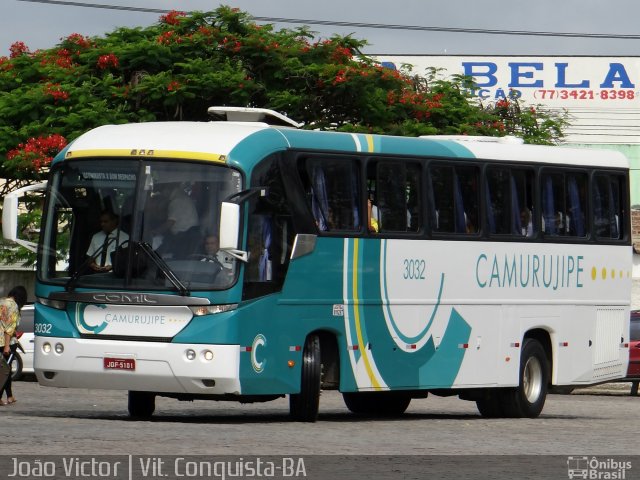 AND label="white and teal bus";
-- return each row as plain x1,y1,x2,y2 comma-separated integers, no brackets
3,107,631,421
